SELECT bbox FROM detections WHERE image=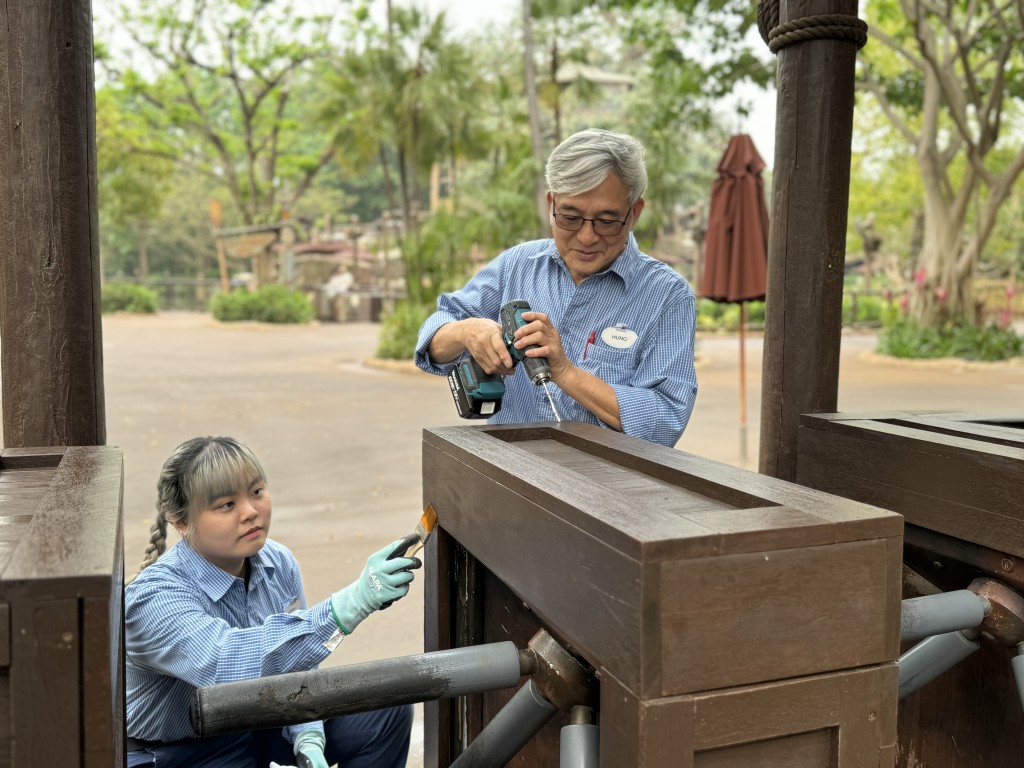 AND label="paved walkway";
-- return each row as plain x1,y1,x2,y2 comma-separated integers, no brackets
97,312,1023,765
